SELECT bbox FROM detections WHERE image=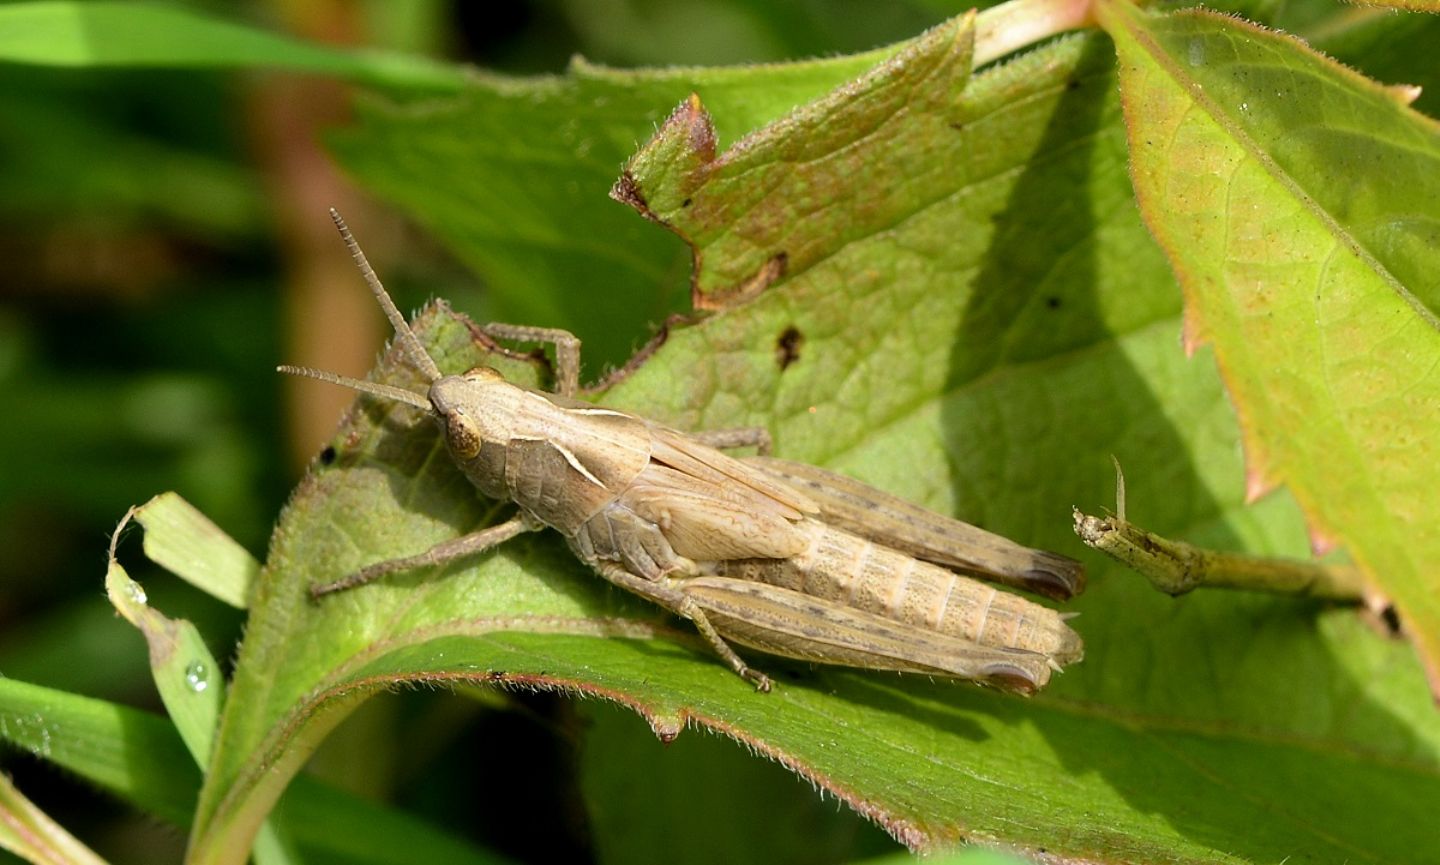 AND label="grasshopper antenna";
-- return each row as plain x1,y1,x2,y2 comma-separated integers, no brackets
275,208,441,411
275,364,433,411
328,207,444,384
